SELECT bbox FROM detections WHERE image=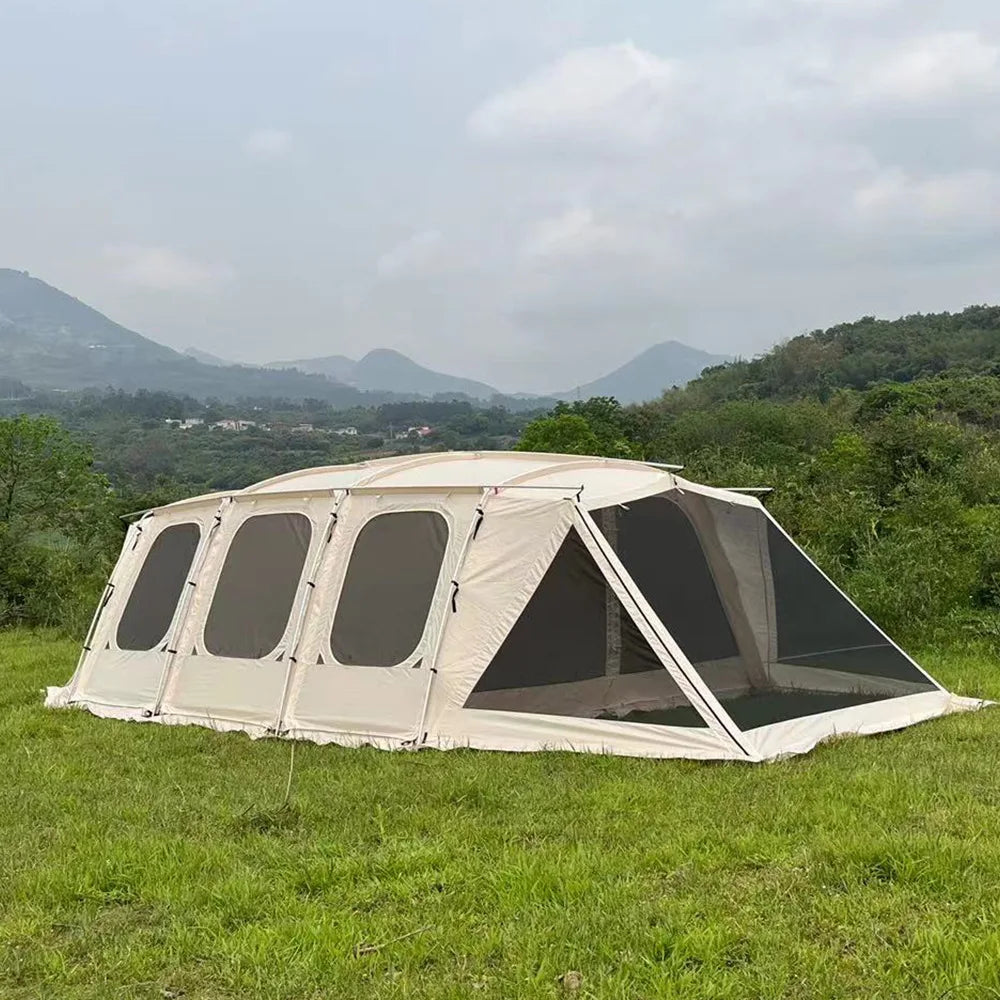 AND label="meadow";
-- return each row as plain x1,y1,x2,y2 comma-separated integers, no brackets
1,630,999,999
